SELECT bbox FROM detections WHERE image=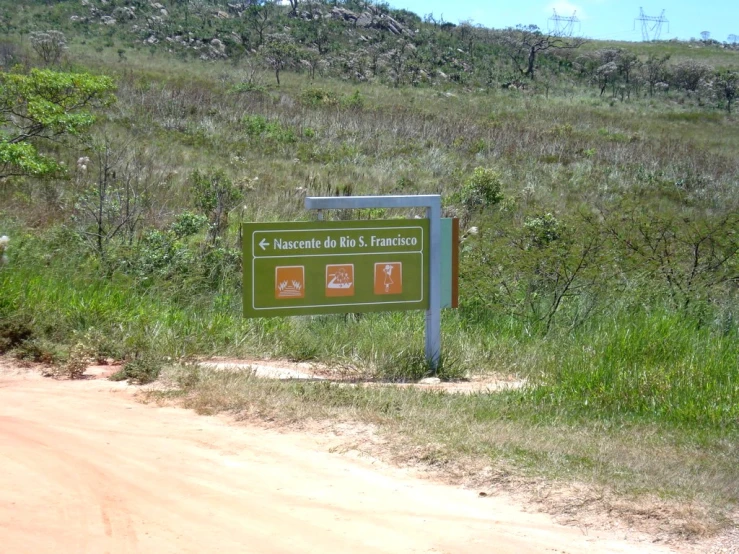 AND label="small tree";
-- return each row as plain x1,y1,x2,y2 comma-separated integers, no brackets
191,169,243,245
0,69,115,179
671,60,711,93
714,69,737,113
243,1,275,49
29,30,67,66
262,34,297,86
643,54,670,96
